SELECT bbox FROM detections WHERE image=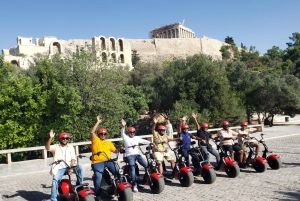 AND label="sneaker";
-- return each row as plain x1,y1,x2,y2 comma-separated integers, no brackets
133,186,139,192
